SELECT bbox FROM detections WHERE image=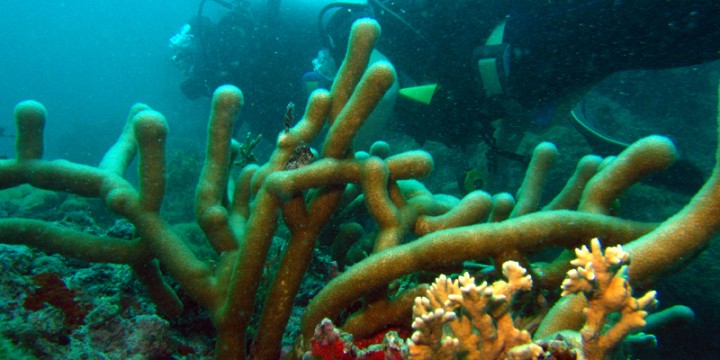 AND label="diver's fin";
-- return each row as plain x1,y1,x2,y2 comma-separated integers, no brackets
569,106,629,156
549,84,593,127
570,104,705,195
398,84,438,105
